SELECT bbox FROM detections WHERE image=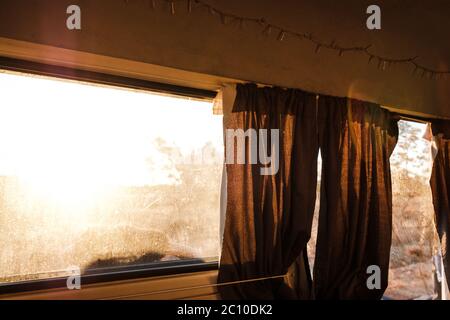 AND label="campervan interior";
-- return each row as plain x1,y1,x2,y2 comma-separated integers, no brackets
0,0,449,302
